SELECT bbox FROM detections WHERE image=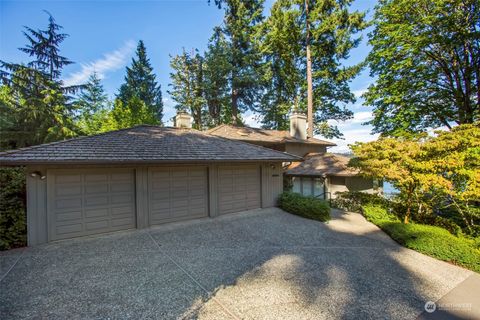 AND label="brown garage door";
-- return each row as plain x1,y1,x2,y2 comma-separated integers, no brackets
218,165,261,215
47,169,136,241
148,167,208,225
